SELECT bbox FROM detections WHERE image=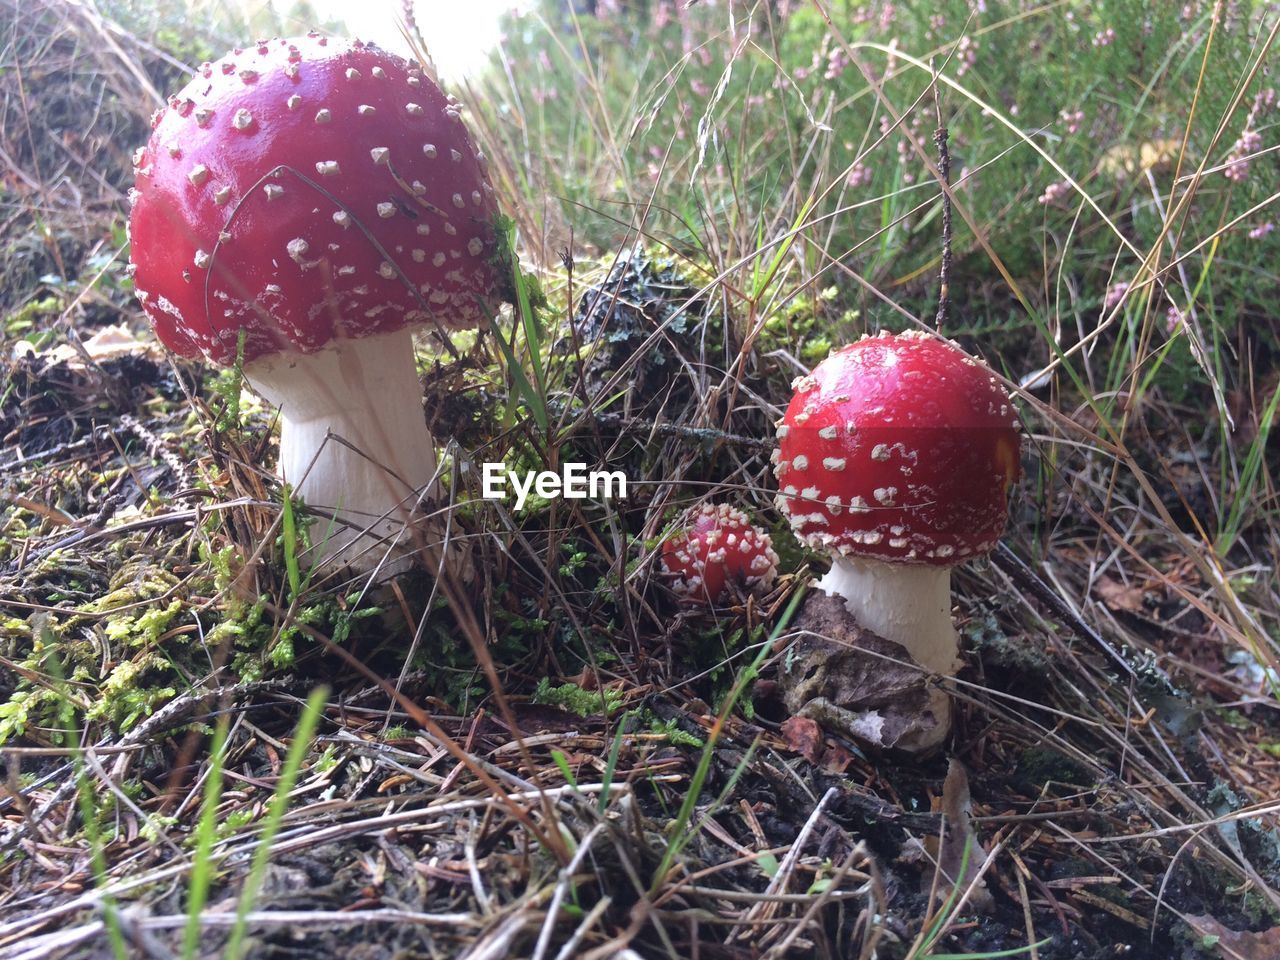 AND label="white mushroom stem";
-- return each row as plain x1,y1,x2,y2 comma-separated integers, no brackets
243,327,442,573
817,556,958,750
